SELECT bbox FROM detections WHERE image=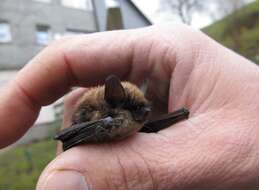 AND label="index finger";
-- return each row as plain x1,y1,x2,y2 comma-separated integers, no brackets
0,24,205,148
0,27,160,148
